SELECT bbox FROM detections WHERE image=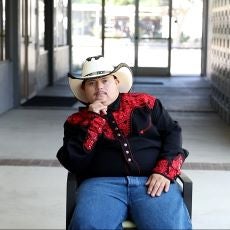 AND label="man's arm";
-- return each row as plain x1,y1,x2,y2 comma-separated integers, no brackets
151,99,188,180
145,99,188,197
57,112,106,174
